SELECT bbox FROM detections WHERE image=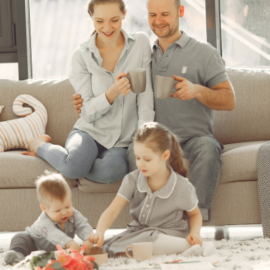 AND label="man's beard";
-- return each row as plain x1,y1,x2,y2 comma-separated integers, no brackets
152,20,179,38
